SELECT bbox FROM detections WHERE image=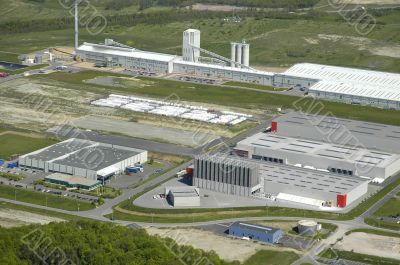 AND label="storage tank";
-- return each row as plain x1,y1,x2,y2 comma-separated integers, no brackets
230,43,237,67
242,43,250,67
236,44,242,66
0,159,4,166
297,220,318,236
